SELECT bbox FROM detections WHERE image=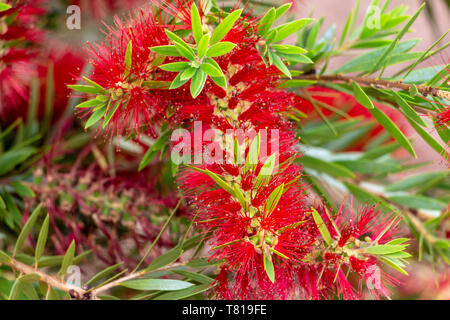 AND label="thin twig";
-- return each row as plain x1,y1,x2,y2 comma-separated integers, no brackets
3,258,84,296
295,74,450,100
